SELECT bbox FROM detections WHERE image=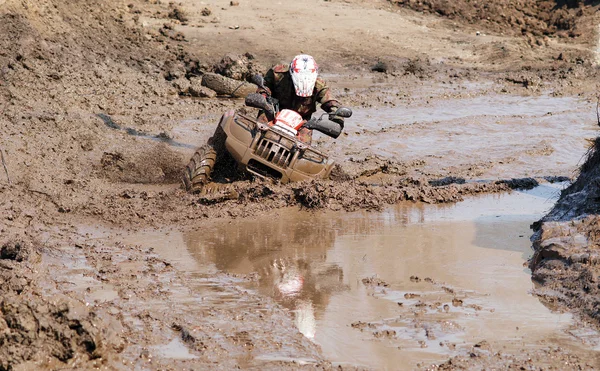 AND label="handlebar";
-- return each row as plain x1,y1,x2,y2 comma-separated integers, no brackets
303,113,343,139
